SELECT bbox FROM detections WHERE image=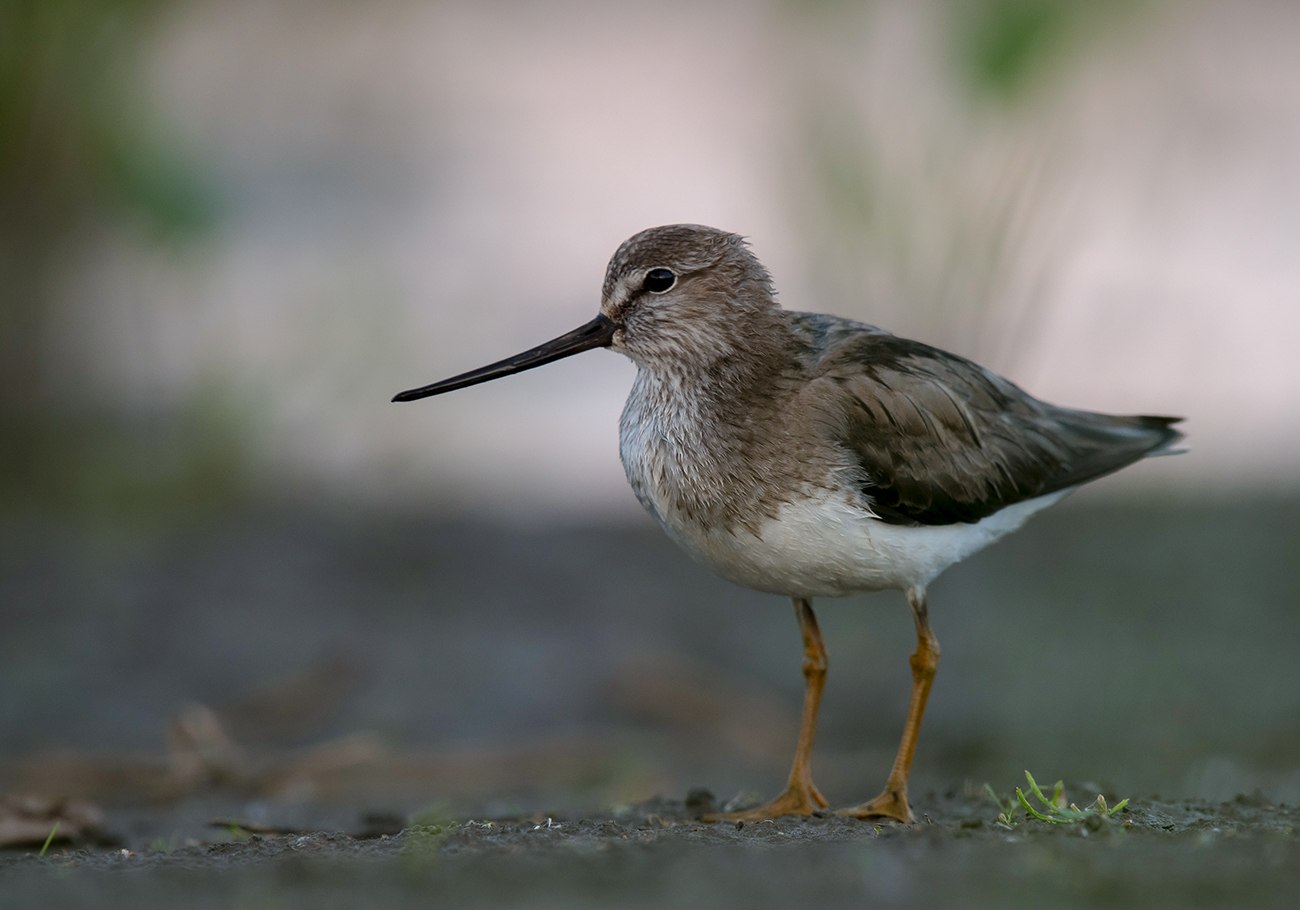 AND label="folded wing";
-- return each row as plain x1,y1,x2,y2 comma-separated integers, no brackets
812,332,1182,527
